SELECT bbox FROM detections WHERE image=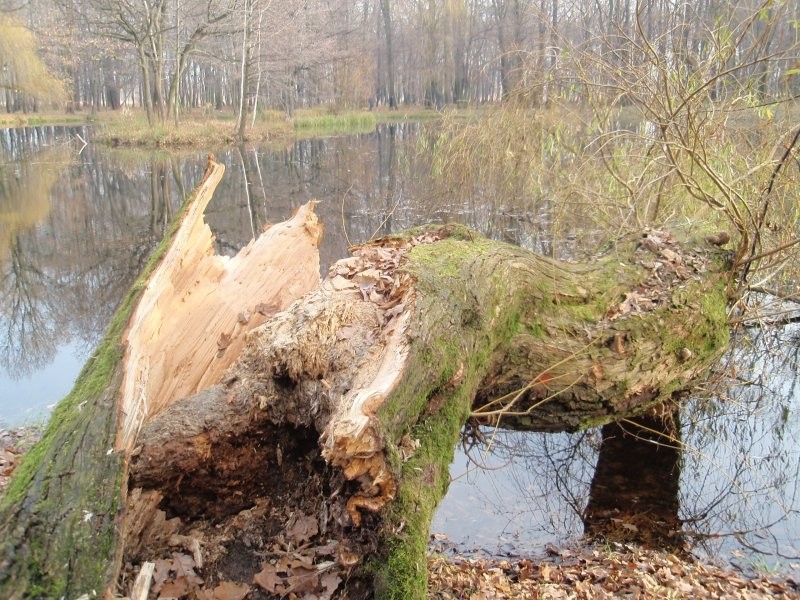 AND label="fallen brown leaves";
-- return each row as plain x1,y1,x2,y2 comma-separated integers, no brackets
605,229,707,321
252,555,341,599
325,230,443,327
428,546,799,599
0,426,41,496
